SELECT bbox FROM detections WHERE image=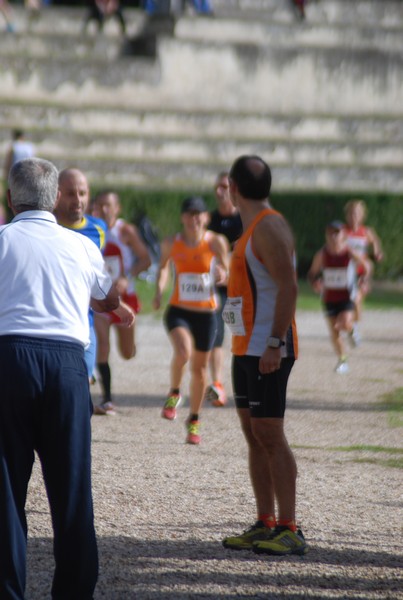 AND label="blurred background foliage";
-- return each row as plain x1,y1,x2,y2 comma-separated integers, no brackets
90,186,403,280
